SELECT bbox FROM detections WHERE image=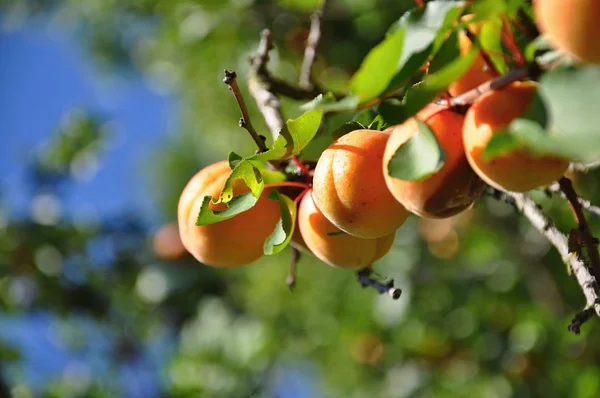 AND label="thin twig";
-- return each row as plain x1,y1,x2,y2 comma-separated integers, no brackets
487,188,600,333
299,1,326,89
356,267,402,300
449,66,533,107
547,183,600,219
223,70,268,152
558,177,600,279
248,30,286,139
287,248,301,290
